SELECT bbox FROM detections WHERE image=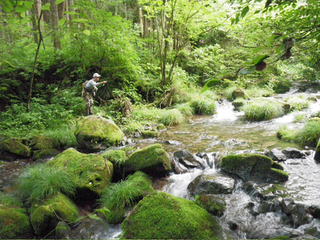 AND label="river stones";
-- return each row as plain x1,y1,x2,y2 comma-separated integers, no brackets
220,153,288,183
121,191,223,239
171,150,206,173
74,115,124,152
